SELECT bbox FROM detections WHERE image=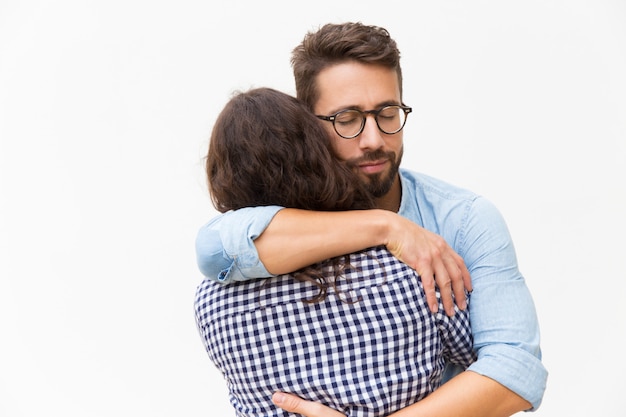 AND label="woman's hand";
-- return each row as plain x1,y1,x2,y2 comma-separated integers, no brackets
383,211,472,316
